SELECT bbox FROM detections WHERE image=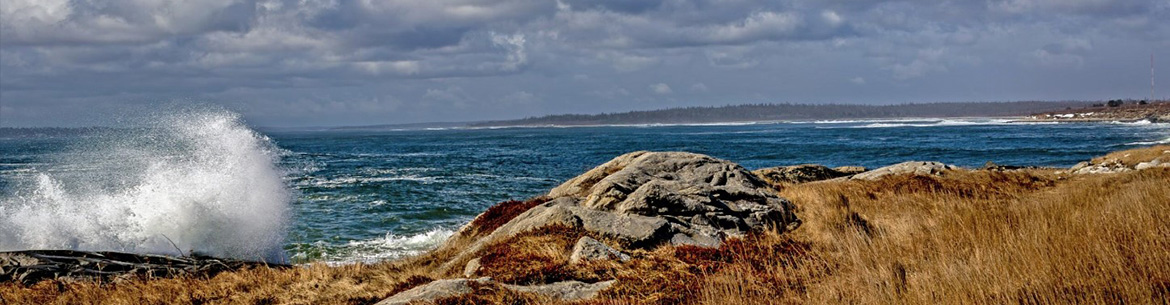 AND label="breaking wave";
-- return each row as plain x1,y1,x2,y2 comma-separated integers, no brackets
290,228,453,265
0,110,291,262
841,119,1058,128
1128,136,1170,145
